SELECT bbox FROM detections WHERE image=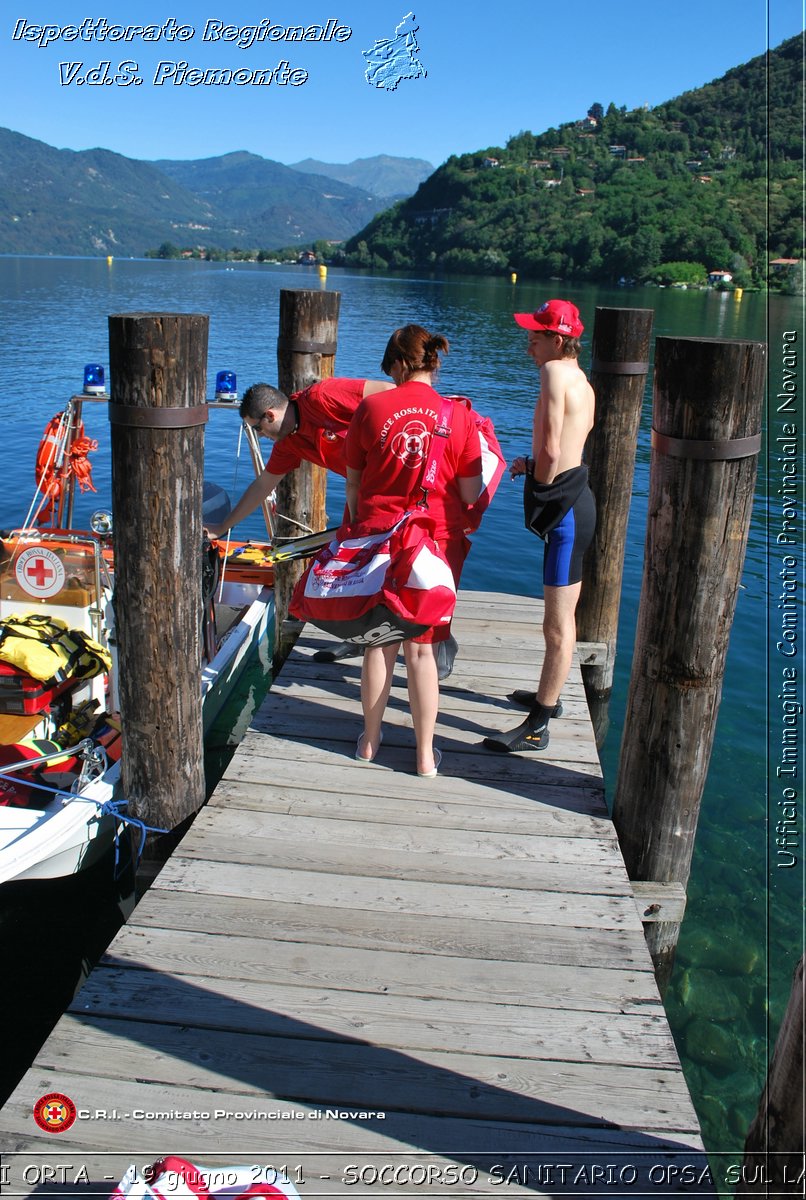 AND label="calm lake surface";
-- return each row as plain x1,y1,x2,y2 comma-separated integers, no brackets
0,256,800,1167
